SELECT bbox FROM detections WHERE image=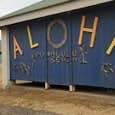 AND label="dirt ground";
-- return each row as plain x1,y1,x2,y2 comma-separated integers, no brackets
0,64,115,115
0,64,2,82
0,104,58,115
0,85,115,115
